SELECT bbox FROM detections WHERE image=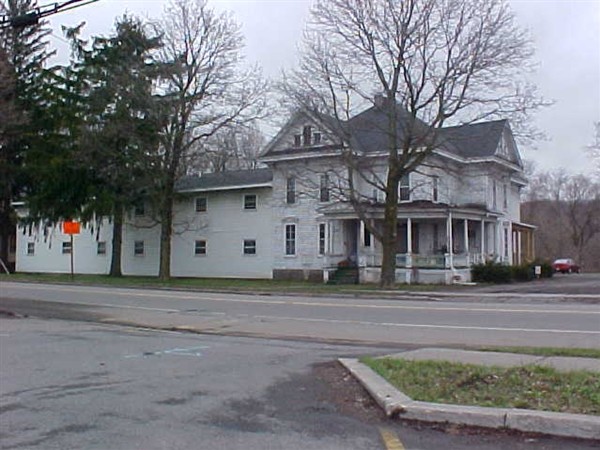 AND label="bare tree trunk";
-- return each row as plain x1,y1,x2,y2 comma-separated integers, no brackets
380,202,399,287
380,164,400,287
158,173,175,281
109,205,123,277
